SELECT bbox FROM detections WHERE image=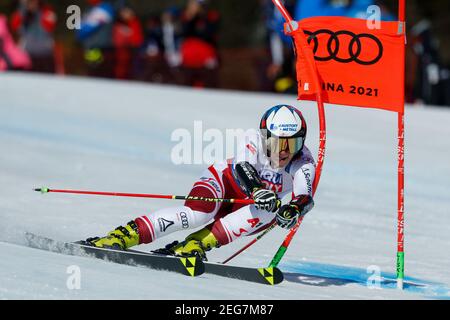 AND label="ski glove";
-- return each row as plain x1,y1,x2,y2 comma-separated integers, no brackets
252,188,280,212
276,194,314,229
